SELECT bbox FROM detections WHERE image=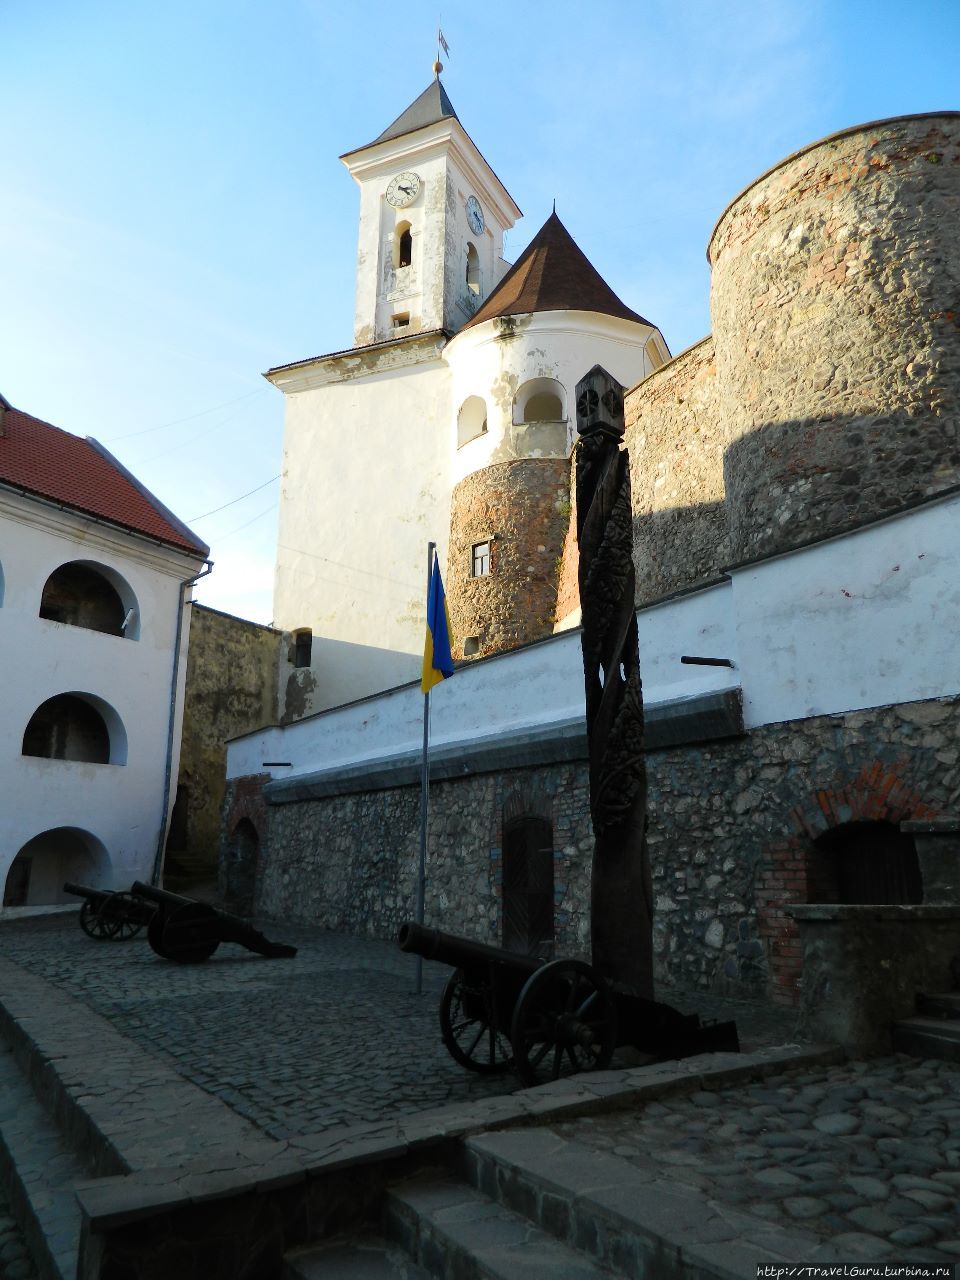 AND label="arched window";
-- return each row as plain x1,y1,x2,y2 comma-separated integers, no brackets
4,828,111,907
21,693,127,765
0,559,5,607
502,815,554,955
457,396,488,448
466,242,480,295
39,561,139,638
394,221,413,269
513,378,566,425
810,820,922,905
